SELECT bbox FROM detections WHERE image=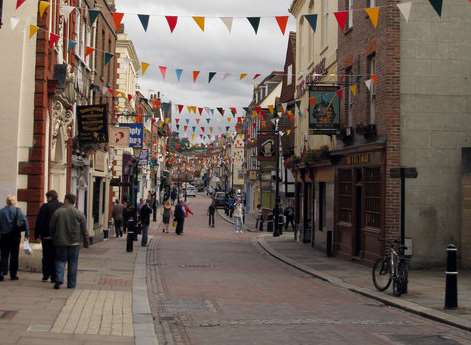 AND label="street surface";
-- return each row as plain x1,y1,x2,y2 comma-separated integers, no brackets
147,195,471,345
